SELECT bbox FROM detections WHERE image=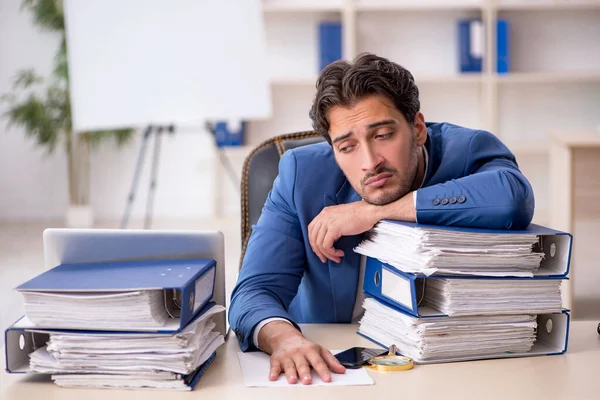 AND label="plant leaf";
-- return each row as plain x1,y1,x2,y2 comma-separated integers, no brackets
80,128,136,149
21,0,64,32
12,69,44,89
3,93,61,152
53,36,69,80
